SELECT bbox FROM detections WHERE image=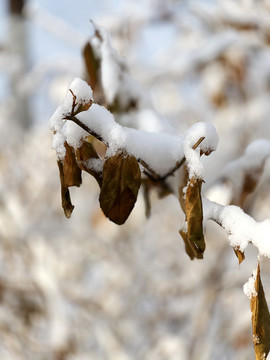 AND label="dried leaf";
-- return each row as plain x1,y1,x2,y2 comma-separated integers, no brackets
99,153,141,225
63,142,82,187
251,262,270,360
91,137,107,159
75,99,92,115
185,177,205,259
83,42,100,92
57,160,74,218
178,167,202,260
83,42,106,105
76,140,103,187
234,247,245,264
179,229,196,260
